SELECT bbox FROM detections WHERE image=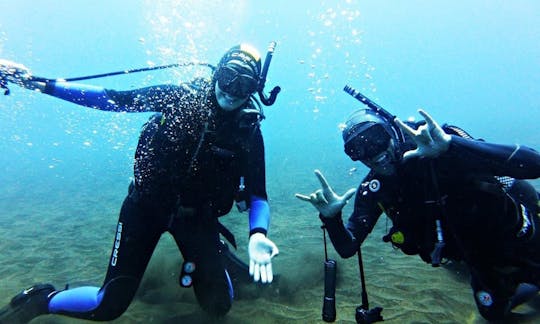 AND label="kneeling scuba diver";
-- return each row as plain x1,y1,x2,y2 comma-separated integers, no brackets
1,45,280,290
2,43,284,319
